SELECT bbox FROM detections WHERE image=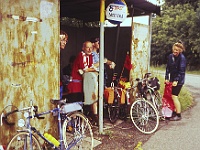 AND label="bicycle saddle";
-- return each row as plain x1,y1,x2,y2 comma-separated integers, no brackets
50,99,66,105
